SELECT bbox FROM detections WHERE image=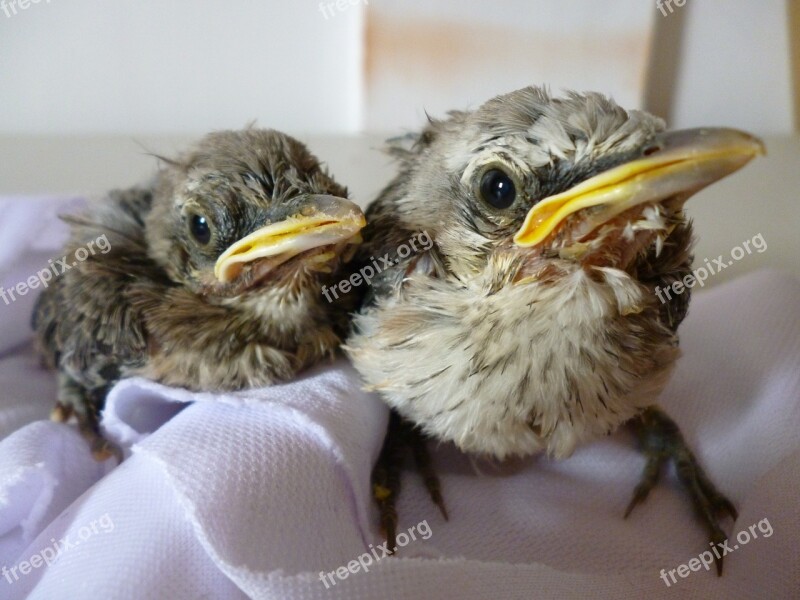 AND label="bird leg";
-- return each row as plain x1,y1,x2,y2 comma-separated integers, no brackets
409,425,449,521
372,411,447,553
372,411,406,553
53,373,121,462
625,406,737,575
78,409,121,463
